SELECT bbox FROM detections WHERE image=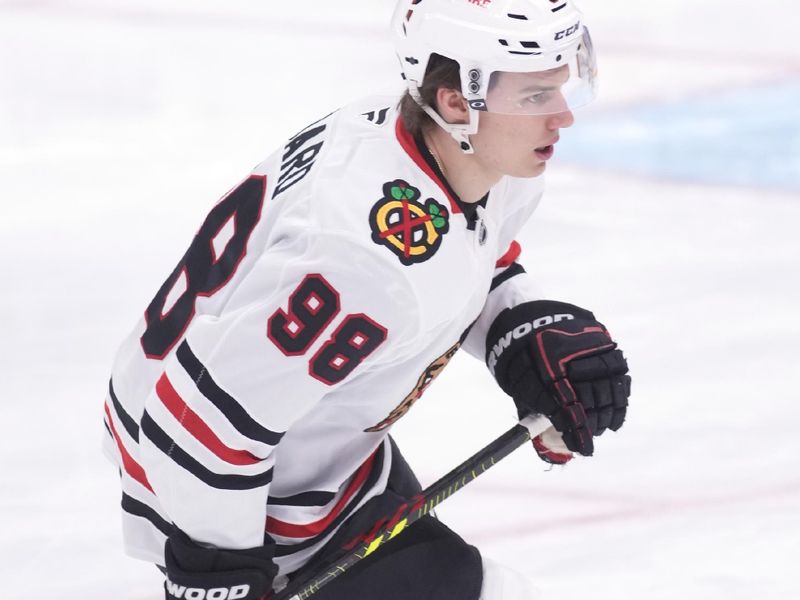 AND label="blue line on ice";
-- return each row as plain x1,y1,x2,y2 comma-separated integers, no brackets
559,82,800,191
